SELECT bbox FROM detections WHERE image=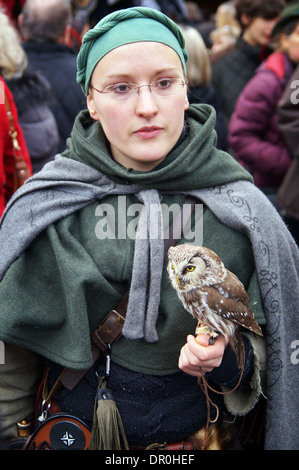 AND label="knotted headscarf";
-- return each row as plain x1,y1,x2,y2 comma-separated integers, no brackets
77,7,188,94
